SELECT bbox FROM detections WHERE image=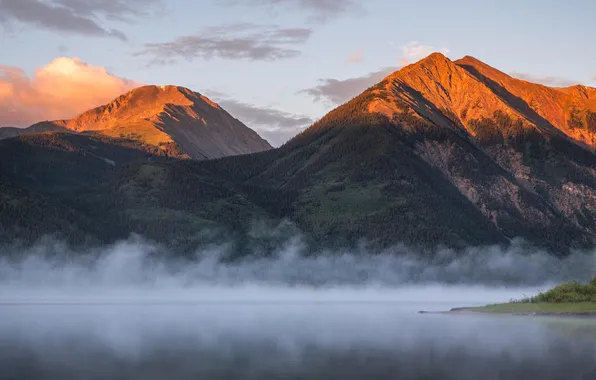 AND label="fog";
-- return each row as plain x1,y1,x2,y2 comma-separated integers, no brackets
1,236,595,292
1,236,596,379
